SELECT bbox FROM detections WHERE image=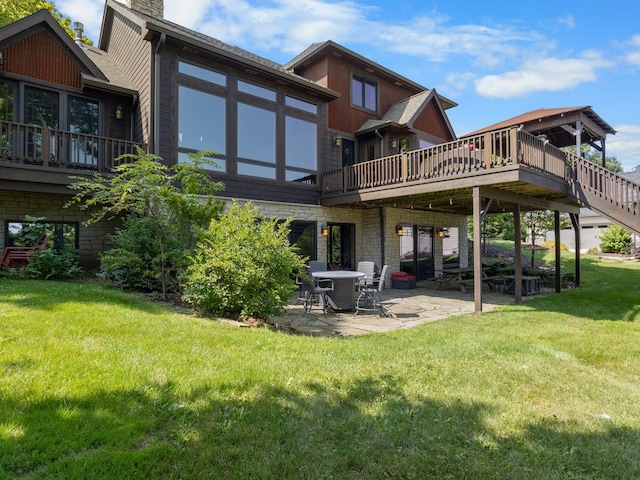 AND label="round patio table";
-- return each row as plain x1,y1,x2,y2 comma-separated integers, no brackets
312,270,365,311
